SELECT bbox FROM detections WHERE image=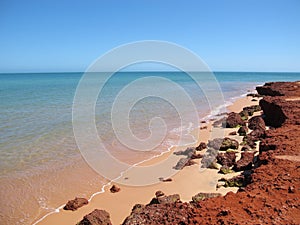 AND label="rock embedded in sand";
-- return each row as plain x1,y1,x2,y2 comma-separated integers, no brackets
208,137,239,151
220,175,248,188
173,147,195,157
110,184,120,193
196,142,207,151
216,151,236,167
149,193,181,205
173,158,196,170
239,110,249,121
63,197,88,211
242,105,261,116
122,198,193,225
77,209,112,225
160,178,172,182
155,190,165,198
225,112,245,128
219,166,234,174
200,125,208,130
192,192,222,203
